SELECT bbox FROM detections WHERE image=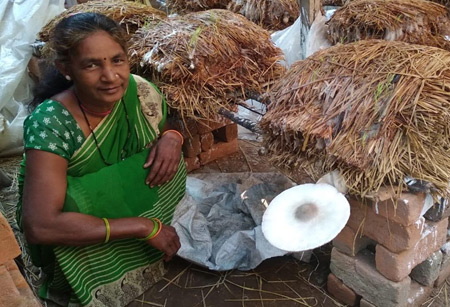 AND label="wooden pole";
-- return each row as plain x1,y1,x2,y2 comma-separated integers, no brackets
299,0,322,59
